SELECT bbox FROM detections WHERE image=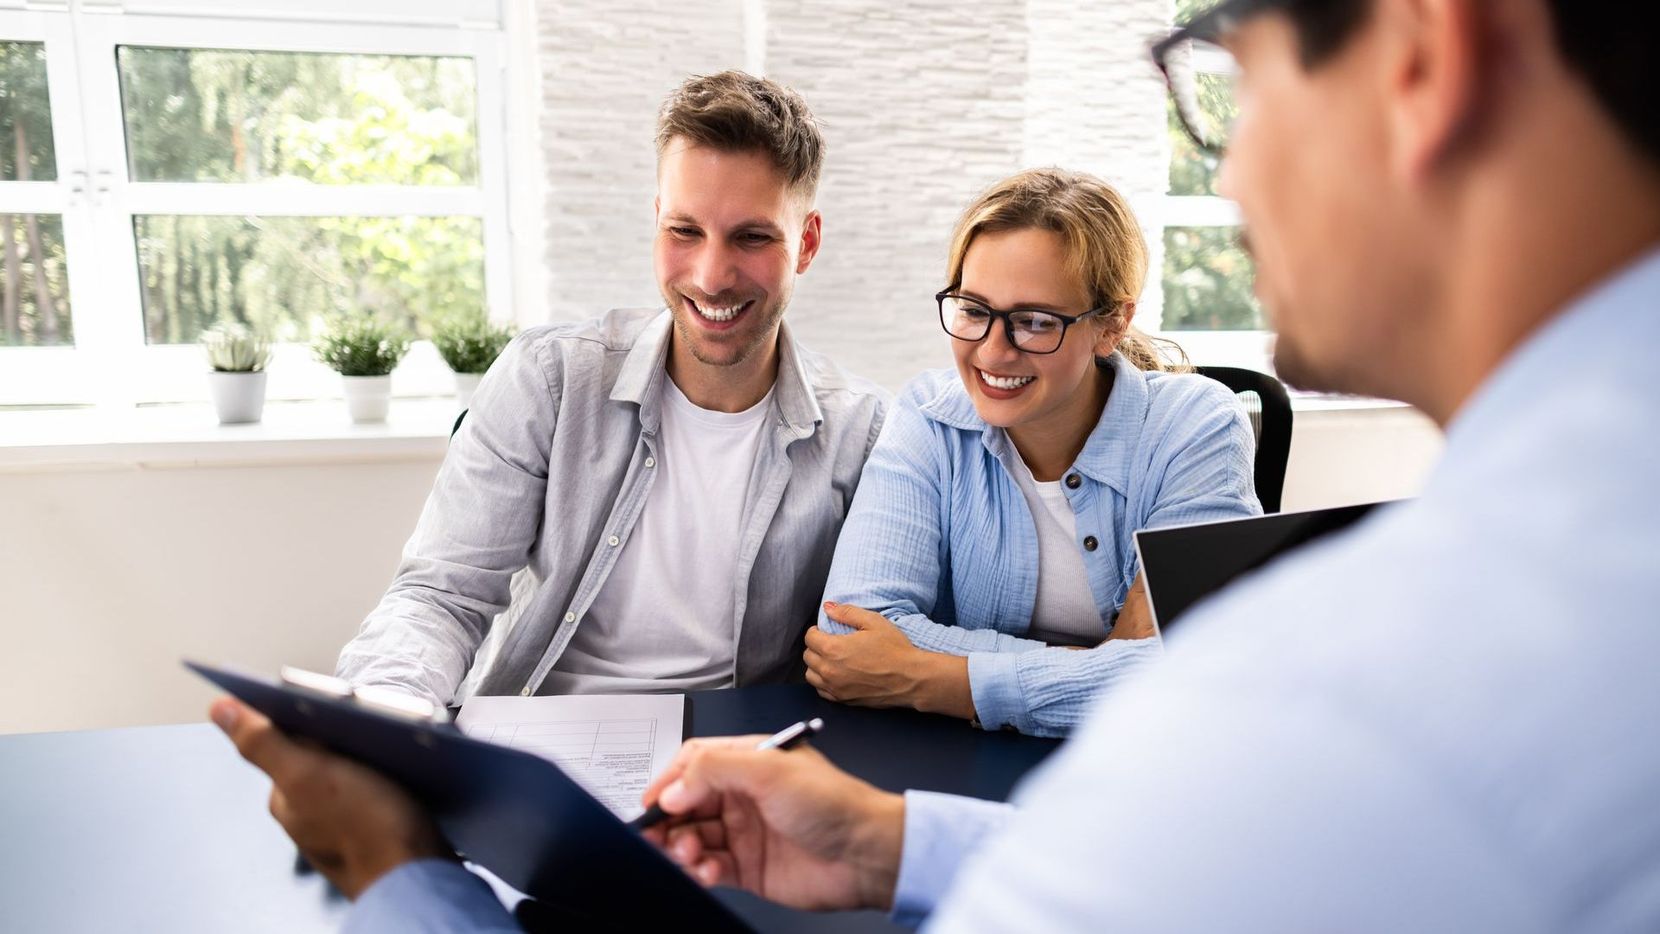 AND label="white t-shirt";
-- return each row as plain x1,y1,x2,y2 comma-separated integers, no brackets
543,376,775,694
1008,453,1107,646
